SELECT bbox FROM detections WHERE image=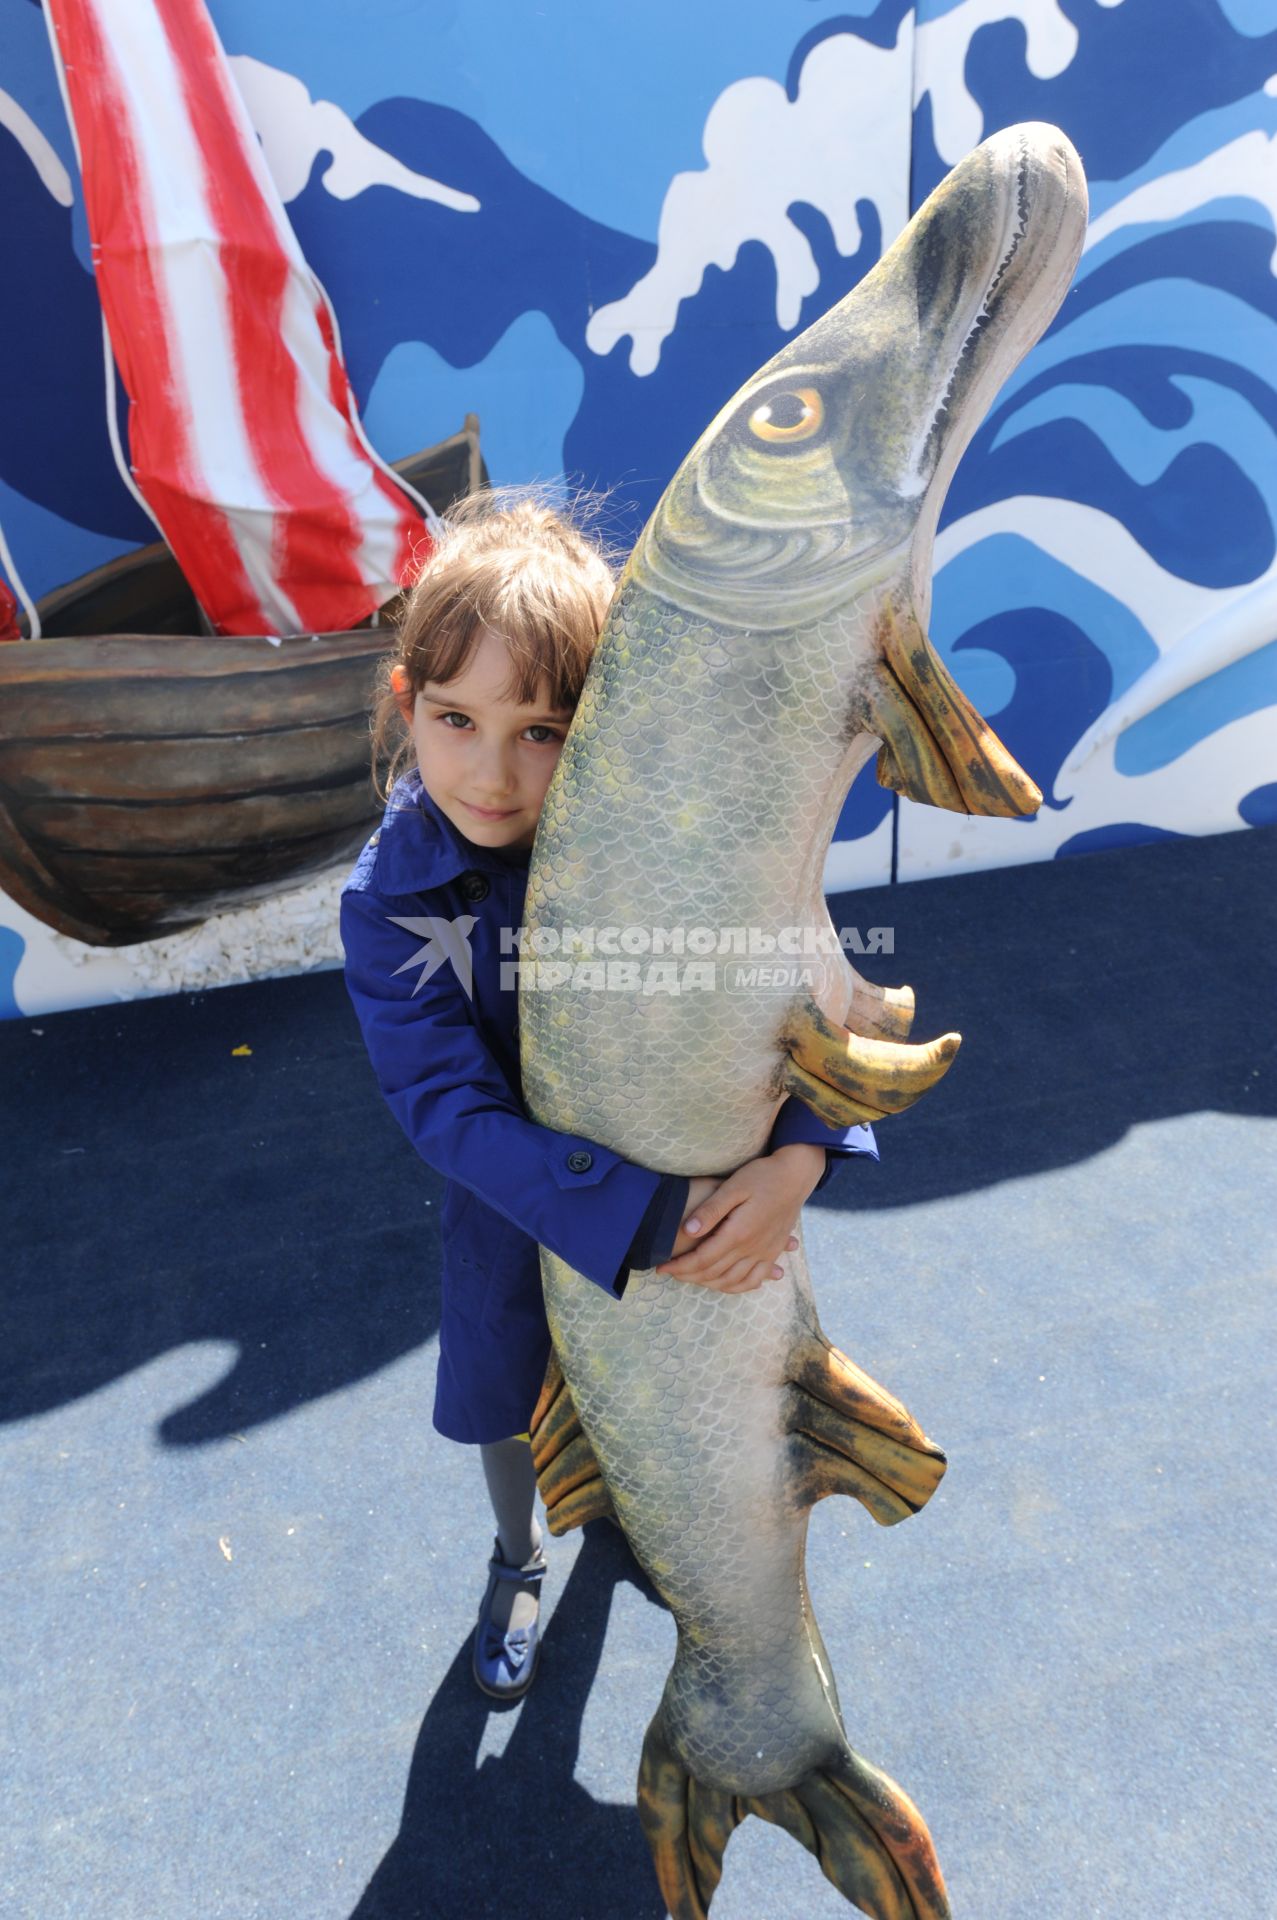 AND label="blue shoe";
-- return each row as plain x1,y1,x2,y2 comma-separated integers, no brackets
472,1536,547,1700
